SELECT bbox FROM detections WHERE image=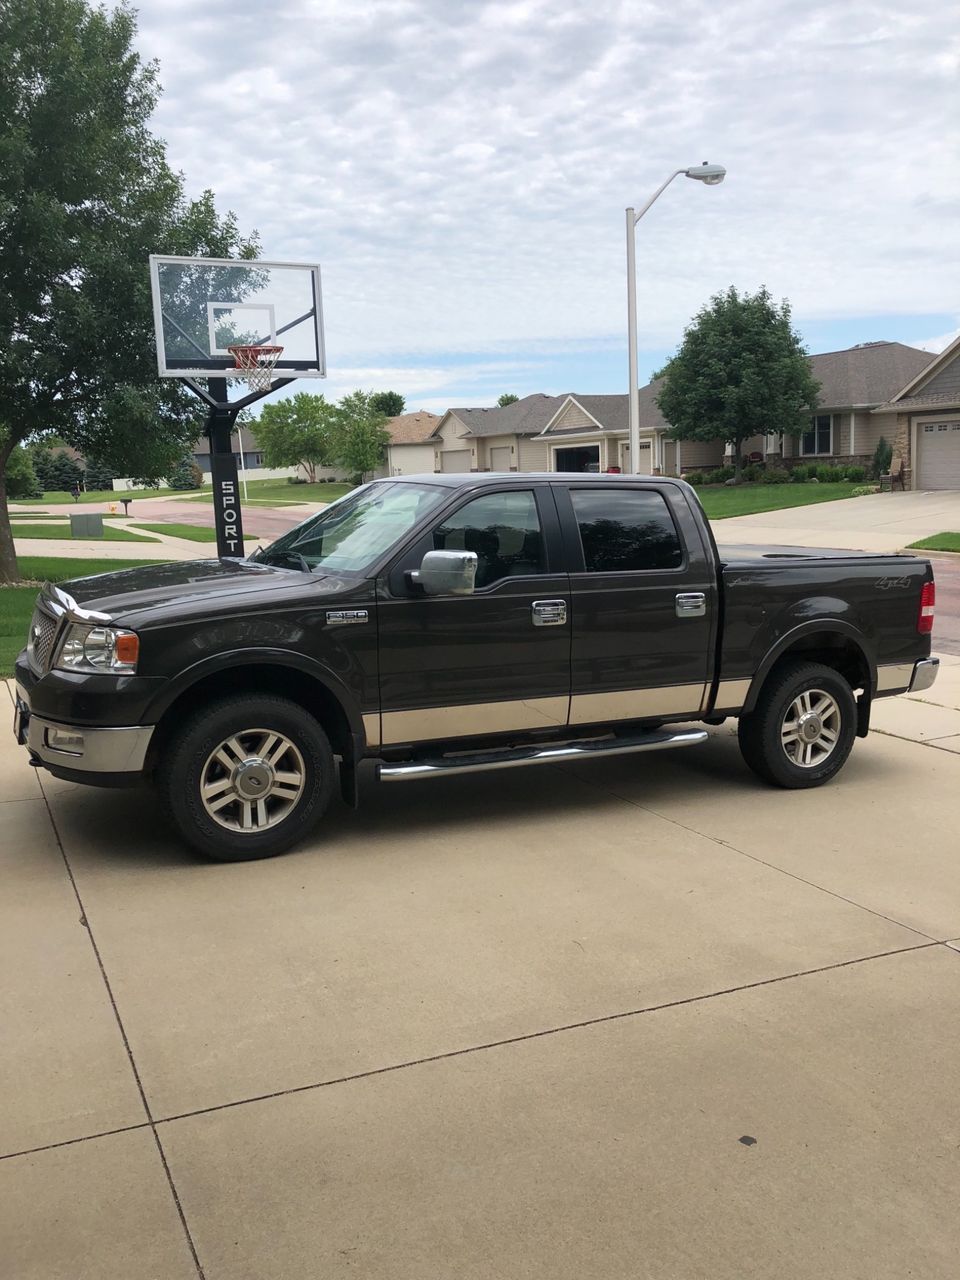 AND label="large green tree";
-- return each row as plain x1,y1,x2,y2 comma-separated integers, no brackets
255,392,338,482
369,390,405,418
0,0,258,581
334,391,390,481
656,286,821,483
